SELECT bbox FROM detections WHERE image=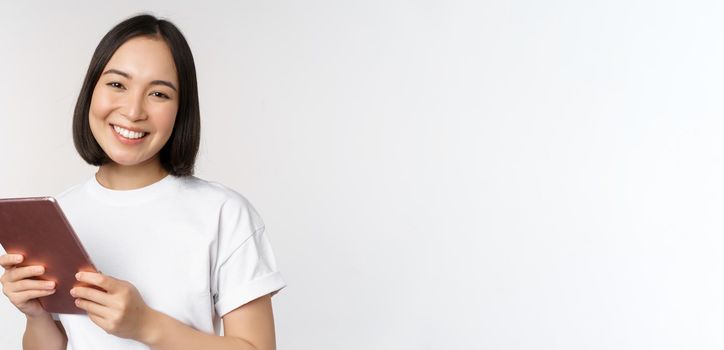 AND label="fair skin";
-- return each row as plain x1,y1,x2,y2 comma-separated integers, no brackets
0,36,277,350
